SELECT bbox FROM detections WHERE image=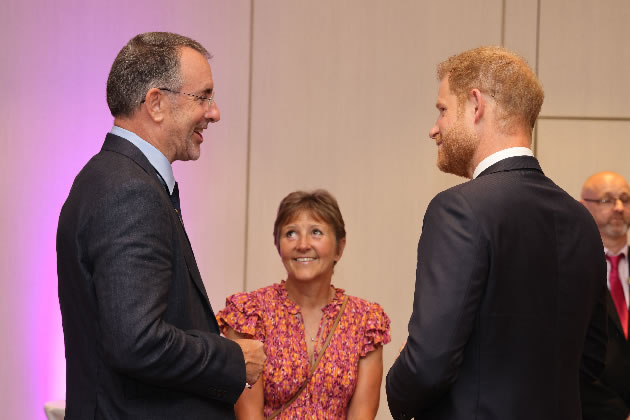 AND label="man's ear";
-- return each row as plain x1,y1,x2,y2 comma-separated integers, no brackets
143,88,167,123
470,88,485,124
